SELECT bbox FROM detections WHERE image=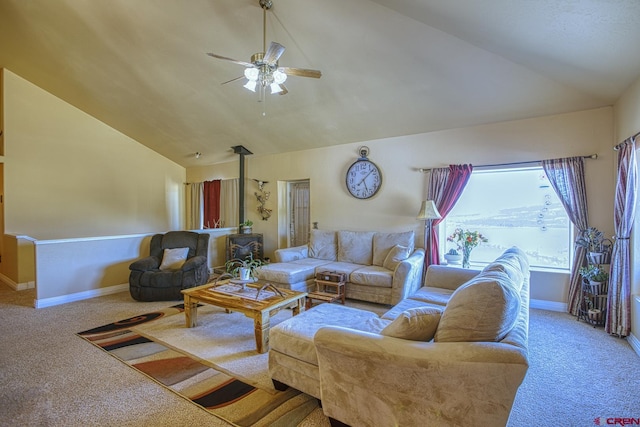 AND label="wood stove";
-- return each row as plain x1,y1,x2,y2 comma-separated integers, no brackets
226,233,264,261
